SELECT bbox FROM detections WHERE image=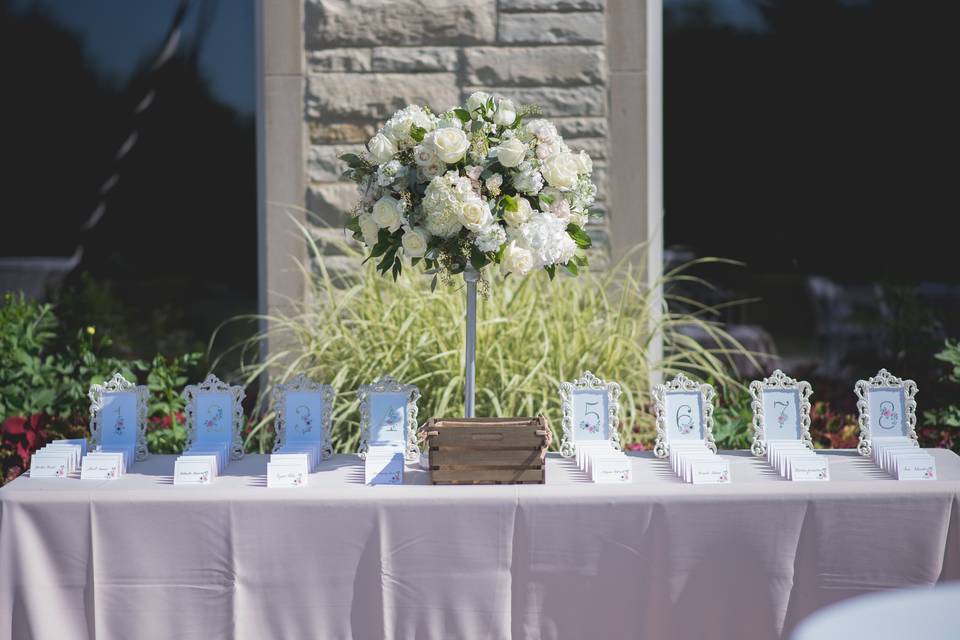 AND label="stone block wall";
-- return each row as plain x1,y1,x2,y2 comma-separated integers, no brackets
303,0,610,247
